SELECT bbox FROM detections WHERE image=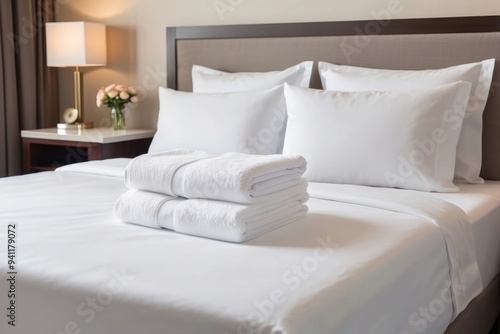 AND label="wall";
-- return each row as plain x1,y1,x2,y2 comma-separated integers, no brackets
55,0,500,129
